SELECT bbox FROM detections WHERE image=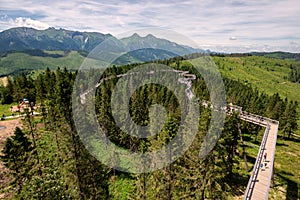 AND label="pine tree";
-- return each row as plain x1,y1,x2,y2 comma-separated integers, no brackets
282,101,299,138
221,114,239,179
1,127,33,191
